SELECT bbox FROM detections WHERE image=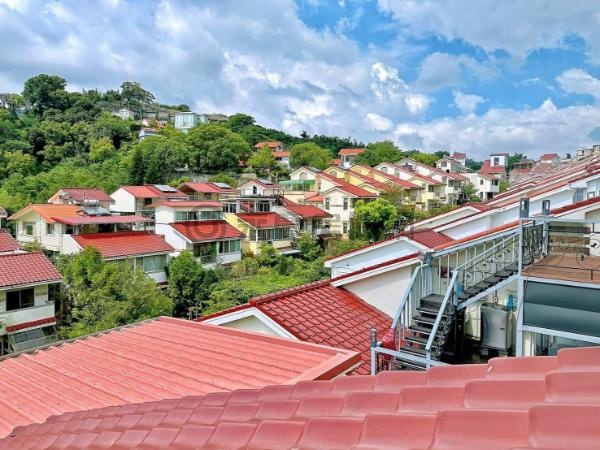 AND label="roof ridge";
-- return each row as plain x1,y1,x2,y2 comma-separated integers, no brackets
250,279,332,305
